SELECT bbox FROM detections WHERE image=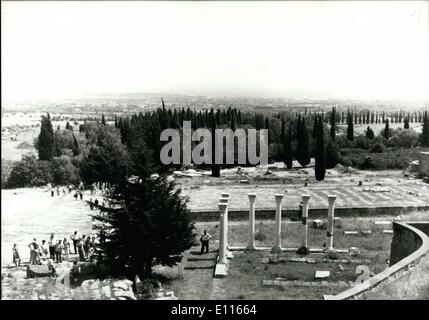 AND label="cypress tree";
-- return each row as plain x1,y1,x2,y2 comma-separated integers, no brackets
404,117,410,129
37,113,55,161
346,111,354,141
297,117,310,167
330,107,336,140
383,119,390,140
283,126,293,169
315,117,326,181
101,114,106,125
421,111,429,147
365,126,374,140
